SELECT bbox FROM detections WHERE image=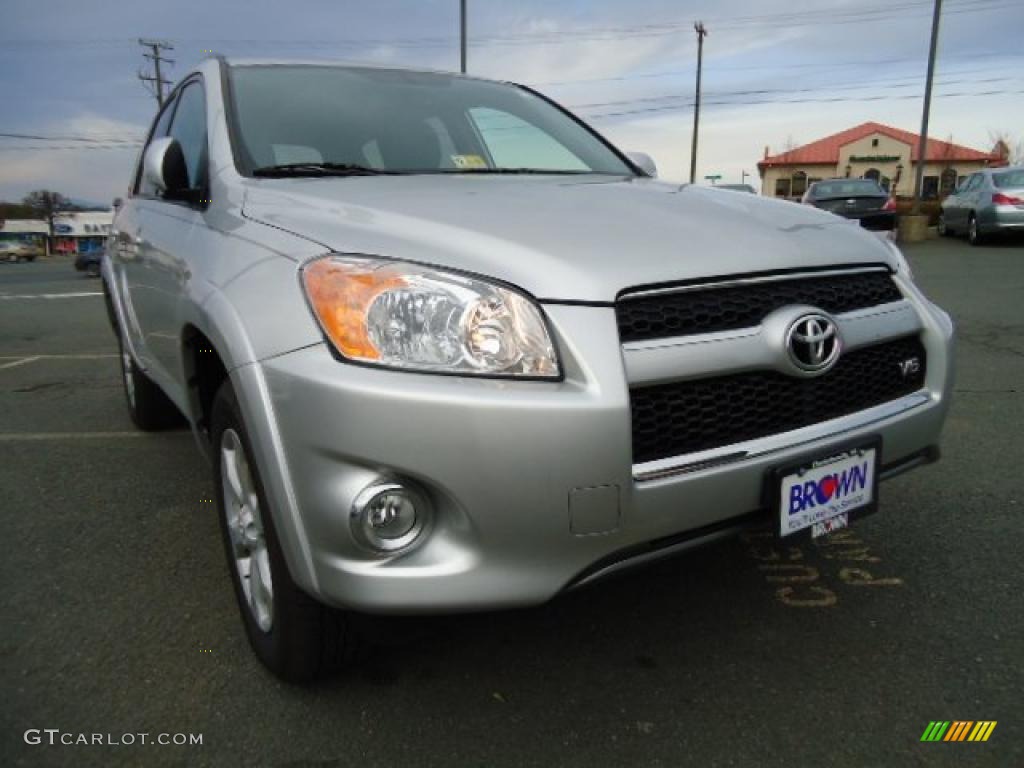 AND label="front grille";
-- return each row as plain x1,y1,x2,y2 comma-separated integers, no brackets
616,270,902,343
630,336,927,464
